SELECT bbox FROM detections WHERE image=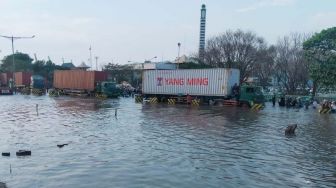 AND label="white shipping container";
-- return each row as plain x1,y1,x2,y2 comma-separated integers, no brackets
142,68,240,96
